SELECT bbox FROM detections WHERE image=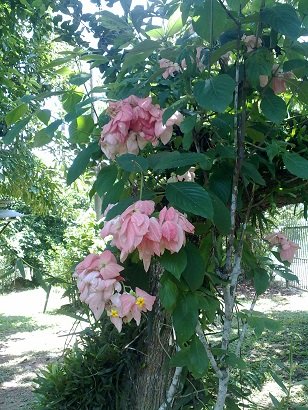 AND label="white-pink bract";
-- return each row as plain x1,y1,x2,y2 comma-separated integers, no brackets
159,206,195,254
264,232,300,263
259,64,295,95
100,200,195,271
120,287,156,326
99,95,183,159
242,34,262,52
159,58,182,79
